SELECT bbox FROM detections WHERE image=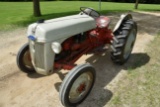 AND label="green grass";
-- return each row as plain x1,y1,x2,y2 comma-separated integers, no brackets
0,1,160,31
108,33,160,107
